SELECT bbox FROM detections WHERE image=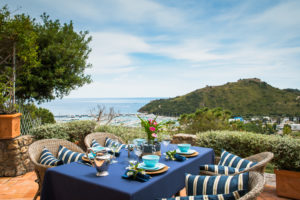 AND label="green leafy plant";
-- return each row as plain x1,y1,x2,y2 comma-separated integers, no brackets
137,116,164,142
125,162,147,179
165,150,177,160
